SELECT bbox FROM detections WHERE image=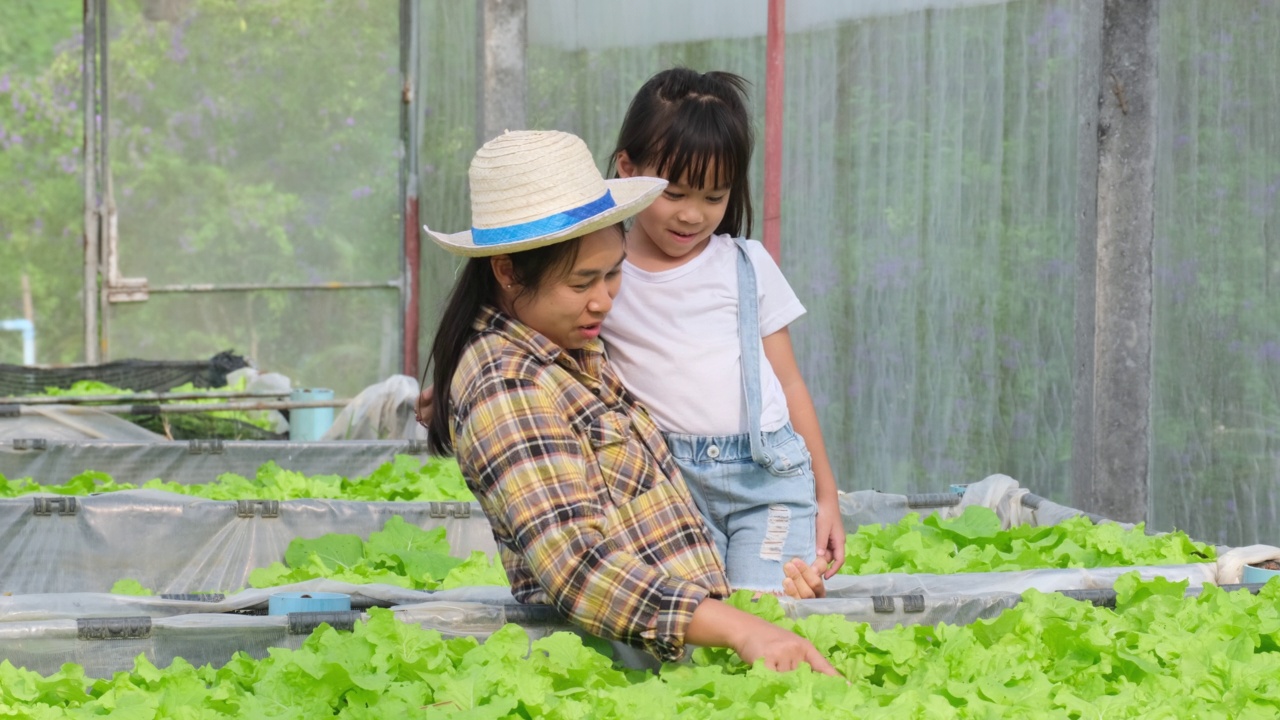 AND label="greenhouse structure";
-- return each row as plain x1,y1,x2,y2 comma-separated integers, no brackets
2,0,1280,716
